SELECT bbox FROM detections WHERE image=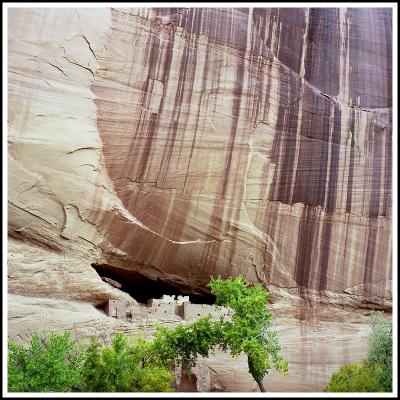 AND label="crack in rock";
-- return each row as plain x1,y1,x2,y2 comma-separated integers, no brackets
67,146,101,154
44,61,68,77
